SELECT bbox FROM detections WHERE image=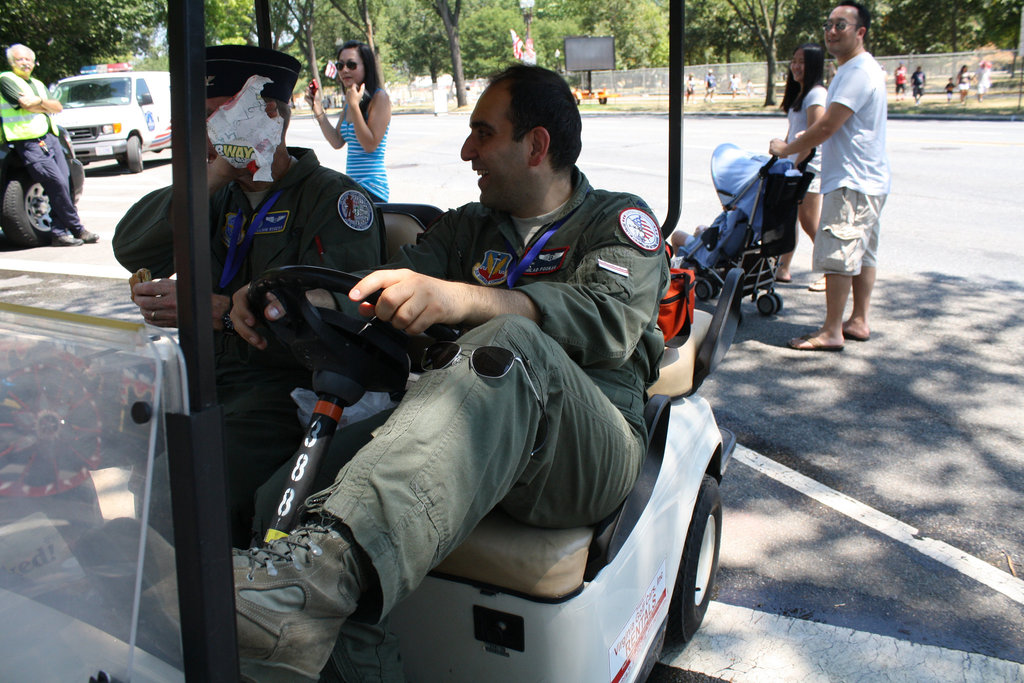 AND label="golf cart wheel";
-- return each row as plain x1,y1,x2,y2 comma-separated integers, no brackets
756,293,781,316
1,173,51,247
117,135,144,173
669,474,722,643
694,278,715,302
